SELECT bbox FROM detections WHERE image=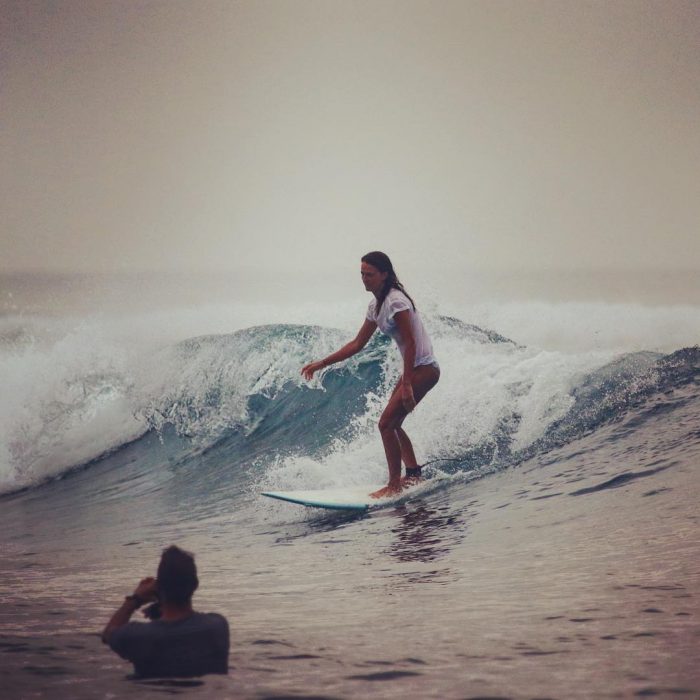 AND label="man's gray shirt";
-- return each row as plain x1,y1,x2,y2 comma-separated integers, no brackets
109,612,229,678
